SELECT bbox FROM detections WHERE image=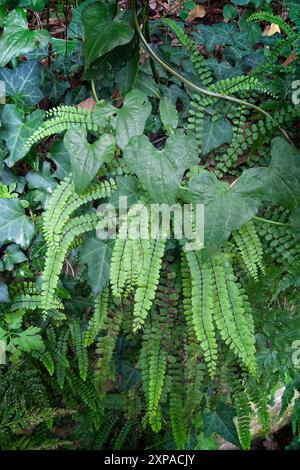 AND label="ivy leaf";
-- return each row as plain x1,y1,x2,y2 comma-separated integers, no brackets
0,9,49,67
68,0,96,40
13,326,44,353
118,360,141,391
83,1,134,69
0,282,9,303
26,161,58,207
202,117,233,154
0,104,44,167
0,60,43,107
41,69,70,102
116,89,151,150
204,402,240,447
115,43,140,95
47,140,71,180
124,130,198,204
160,97,178,135
78,236,114,294
246,137,300,210
2,243,27,271
64,128,115,194
188,170,264,258
109,175,141,208
0,199,35,248
193,23,236,52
